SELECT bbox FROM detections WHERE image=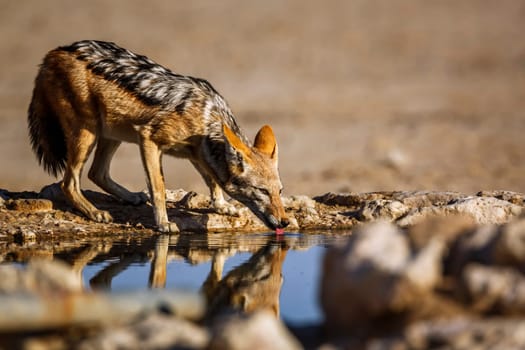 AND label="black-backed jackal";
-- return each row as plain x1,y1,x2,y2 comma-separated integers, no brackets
28,40,289,233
